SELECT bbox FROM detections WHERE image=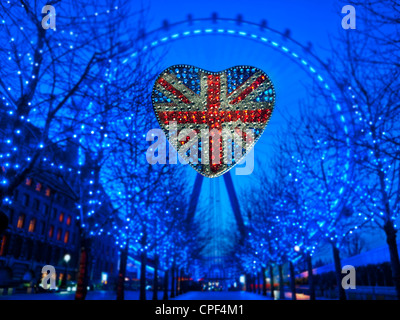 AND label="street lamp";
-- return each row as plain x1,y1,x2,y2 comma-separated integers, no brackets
64,253,71,263
62,253,71,289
